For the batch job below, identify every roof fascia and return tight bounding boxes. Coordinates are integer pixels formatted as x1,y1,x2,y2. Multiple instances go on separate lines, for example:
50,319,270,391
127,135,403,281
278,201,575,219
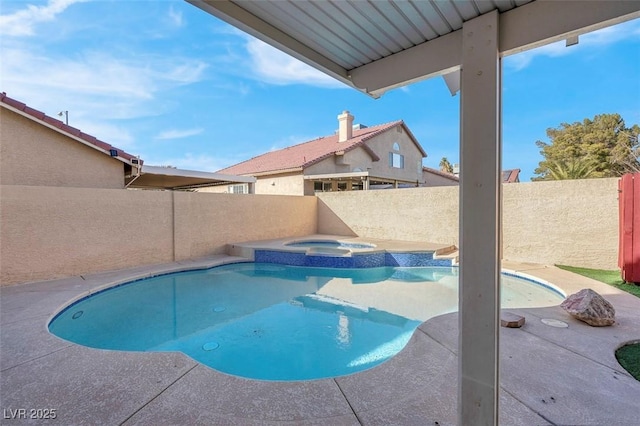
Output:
1,101,134,166
250,167,304,177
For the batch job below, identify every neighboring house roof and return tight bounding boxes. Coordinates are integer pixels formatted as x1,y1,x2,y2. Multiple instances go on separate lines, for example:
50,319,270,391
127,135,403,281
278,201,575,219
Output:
217,120,426,176
129,165,255,190
423,166,460,182
423,167,520,183
0,92,142,166
503,169,521,183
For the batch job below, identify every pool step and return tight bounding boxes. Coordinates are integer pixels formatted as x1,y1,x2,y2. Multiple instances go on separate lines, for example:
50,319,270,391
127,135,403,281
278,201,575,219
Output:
434,246,459,265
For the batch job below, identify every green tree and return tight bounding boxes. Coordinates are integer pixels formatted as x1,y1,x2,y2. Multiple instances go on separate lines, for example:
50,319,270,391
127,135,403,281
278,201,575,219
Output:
533,113,640,181
439,157,454,174
546,158,598,180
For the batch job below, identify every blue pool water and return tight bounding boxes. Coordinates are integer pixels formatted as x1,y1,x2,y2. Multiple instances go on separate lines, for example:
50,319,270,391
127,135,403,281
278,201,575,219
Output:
49,263,563,381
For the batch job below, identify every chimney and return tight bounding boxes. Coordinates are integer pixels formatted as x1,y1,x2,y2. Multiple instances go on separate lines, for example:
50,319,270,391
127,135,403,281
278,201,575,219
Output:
337,110,354,142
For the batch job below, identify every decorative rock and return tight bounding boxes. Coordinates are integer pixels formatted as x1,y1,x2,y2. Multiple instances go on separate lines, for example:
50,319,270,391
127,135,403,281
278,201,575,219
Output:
560,288,615,326
501,312,525,328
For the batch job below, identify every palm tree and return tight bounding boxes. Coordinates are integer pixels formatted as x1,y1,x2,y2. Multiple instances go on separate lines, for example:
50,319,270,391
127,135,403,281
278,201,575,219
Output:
546,158,598,180
439,157,454,174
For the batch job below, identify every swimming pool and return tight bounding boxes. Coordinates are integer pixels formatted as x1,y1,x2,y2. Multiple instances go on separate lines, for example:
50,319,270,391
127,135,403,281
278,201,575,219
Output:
49,263,564,381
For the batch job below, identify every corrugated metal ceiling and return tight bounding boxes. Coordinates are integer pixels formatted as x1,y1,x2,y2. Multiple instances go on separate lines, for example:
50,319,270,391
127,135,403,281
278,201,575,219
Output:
189,1,639,96
234,0,533,69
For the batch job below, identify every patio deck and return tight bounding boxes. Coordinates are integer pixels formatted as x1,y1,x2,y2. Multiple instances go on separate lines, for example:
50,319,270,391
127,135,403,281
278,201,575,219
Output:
1,252,639,425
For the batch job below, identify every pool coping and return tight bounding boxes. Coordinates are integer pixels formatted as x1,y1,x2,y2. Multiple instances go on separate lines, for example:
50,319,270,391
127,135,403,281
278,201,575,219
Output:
228,234,458,258
2,250,640,424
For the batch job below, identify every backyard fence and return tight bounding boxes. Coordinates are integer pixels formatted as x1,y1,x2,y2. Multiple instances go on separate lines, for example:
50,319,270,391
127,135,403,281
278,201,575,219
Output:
619,173,640,283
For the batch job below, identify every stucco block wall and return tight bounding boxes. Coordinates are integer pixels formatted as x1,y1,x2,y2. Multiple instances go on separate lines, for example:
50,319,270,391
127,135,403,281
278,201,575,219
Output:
0,186,317,285
0,108,125,188
1,186,174,285
502,178,618,270
318,178,619,270
318,186,459,246
172,191,317,260
201,174,306,195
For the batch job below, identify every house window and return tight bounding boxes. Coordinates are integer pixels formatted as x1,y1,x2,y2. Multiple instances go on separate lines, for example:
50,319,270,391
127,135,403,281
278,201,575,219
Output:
228,184,247,194
389,142,404,169
314,181,332,192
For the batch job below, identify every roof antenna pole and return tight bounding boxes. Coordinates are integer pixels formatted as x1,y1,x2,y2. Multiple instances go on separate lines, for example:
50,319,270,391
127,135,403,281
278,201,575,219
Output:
57,110,68,125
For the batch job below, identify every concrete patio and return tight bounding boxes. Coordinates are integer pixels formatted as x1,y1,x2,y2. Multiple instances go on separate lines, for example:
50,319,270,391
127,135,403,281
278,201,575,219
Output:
1,254,639,425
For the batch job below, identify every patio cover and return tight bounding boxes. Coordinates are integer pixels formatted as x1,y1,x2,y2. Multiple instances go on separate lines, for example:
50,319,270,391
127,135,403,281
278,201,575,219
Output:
126,165,255,190
187,1,640,424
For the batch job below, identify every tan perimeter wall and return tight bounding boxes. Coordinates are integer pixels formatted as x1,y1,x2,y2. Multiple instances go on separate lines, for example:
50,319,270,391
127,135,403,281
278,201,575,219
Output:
0,186,317,285
318,178,619,270
318,186,459,246
502,179,618,270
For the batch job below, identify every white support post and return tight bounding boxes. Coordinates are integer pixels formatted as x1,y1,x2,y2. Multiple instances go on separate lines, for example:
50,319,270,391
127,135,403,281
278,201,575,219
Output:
458,10,501,426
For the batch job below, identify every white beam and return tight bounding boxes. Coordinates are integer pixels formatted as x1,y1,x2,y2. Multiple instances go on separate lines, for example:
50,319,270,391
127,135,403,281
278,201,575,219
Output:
348,30,462,98
458,10,501,426
347,0,639,96
499,0,640,56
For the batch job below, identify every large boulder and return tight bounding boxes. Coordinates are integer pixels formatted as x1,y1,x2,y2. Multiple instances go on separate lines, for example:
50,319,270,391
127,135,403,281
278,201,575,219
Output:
560,288,615,326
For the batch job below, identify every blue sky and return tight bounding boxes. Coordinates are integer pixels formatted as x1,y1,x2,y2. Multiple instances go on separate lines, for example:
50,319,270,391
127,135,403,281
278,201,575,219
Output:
1,0,639,182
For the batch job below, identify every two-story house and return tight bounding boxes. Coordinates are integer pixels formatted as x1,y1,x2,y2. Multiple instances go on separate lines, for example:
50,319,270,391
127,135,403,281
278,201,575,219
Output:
212,111,428,196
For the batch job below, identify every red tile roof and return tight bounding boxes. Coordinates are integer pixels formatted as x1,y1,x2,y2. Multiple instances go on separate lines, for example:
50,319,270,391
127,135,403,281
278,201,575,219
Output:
423,166,460,182
0,92,142,165
503,169,521,183
422,167,520,183
218,120,425,175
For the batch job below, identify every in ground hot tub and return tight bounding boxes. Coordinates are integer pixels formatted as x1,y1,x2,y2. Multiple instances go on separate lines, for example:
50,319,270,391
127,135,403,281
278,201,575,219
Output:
284,240,377,250
305,246,352,256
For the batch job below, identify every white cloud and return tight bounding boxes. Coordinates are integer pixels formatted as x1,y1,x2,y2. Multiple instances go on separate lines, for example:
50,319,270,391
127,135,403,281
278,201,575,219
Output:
582,20,640,45
74,120,136,150
1,47,208,120
506,18,640,71
155,128,204,140
246,38,347,88
167,5,184,28
505,40,568,71
0,0,87,37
